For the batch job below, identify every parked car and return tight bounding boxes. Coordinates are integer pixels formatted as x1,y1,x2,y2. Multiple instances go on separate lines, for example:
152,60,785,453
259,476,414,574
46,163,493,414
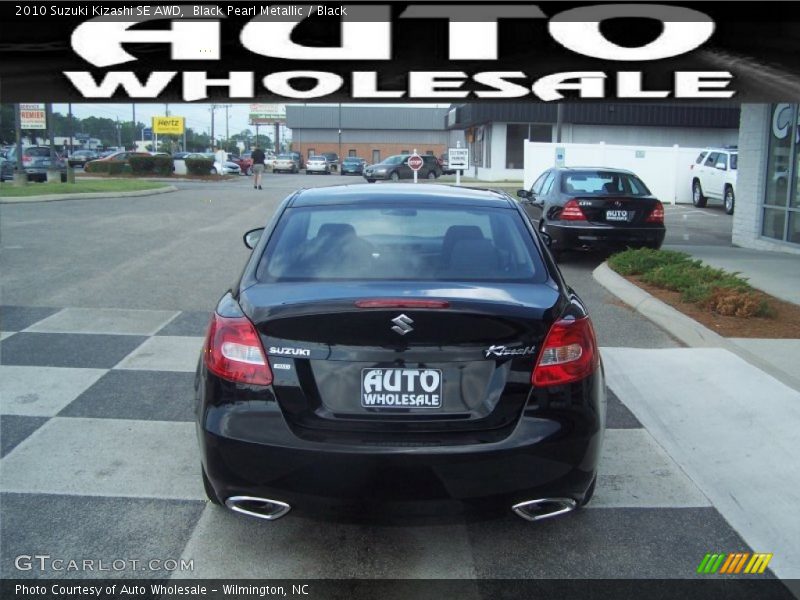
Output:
196,183,604,521
4,146,68,182
67,150,98,167
0,155,14,181
85,150,151,170
363,154,442,182
186,153,241,175
690,147,737,214
517,167,665,258
172,152,191,160
321,152,339,172
340,156,367,176
439,154,456,175
273,153,300,173
289,151,304,169
305,155,330,175
229,153,253,176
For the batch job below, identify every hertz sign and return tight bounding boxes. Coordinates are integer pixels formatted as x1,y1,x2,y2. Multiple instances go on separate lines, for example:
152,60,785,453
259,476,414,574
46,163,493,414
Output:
152,116,185,135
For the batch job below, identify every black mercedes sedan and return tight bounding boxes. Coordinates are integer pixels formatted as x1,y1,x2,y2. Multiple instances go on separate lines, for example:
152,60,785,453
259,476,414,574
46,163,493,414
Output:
517,167,666,257
195,184,605,522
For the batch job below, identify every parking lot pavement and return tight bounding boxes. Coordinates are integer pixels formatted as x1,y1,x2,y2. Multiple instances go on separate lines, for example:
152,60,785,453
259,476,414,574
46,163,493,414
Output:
0,179,786,584
1,305,763,580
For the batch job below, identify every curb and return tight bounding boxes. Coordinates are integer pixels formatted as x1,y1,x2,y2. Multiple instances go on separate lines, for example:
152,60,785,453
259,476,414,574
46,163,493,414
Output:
593,261,800,392
0,185,178,203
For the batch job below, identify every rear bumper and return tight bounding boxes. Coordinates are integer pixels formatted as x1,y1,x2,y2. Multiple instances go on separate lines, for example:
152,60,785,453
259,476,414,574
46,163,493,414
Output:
363,171,391,180
197,368,605,516
548,223,666,250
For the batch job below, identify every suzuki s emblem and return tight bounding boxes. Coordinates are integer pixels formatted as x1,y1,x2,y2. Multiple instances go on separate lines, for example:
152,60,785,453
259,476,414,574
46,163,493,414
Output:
391,314,414,336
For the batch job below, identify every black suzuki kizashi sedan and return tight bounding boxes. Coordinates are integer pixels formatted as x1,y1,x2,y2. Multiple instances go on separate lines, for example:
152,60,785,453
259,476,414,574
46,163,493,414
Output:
195,183,606,522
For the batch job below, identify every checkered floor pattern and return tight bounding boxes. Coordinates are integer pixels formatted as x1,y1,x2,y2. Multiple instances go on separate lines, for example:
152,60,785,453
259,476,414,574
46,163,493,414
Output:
1,306,757,580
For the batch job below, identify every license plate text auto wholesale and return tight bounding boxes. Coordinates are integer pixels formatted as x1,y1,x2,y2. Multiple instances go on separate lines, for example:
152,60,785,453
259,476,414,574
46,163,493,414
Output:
606,210,629,221
361,368,443,408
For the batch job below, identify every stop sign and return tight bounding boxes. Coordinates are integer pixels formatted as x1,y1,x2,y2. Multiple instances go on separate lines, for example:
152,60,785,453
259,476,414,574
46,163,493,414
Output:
407,153,423,171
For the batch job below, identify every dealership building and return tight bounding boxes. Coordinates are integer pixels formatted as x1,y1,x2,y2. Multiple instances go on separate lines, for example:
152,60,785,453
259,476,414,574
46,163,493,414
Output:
735,104,800,254
286,105,464,164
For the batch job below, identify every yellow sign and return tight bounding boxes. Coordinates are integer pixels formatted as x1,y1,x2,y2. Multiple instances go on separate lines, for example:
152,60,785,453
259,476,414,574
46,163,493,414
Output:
152,116,185,135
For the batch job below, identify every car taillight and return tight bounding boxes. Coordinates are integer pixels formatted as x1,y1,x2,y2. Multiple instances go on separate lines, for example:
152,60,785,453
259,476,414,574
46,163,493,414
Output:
204,313,272,385
22,156,32,166
560,199,586,221
532,316,599,386
645,201,664,224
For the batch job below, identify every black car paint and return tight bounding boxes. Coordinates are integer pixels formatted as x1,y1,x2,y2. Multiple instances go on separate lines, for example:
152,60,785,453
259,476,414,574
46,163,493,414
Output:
196,184,605,518
363,155,442,182
518,167,666,253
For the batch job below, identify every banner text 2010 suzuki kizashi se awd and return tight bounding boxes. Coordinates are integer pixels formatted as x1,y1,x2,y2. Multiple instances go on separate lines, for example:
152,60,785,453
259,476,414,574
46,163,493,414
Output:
195,184,606,522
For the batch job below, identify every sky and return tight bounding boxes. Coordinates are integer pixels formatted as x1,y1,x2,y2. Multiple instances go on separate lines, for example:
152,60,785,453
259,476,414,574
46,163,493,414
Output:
51,103,451,140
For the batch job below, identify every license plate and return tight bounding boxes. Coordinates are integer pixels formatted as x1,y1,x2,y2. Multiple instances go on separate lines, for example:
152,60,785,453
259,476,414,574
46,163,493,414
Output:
361,368,443,409
606,210,628,221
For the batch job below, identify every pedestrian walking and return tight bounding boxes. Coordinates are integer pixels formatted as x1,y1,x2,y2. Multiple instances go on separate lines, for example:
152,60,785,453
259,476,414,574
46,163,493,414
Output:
251,145,266,190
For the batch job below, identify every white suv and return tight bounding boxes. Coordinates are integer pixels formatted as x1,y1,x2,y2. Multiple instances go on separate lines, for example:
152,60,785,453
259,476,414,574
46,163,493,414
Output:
690,147,737,214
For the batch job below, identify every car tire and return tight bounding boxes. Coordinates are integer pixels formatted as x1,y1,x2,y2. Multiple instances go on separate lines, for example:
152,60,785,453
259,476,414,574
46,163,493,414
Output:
306,170,311,175
724,186,735,215
201,466,222,506
366,179,375,183
692,180,707,208
60,173,67,183
390,171,400,182
210,167,218,175
427,171,436,180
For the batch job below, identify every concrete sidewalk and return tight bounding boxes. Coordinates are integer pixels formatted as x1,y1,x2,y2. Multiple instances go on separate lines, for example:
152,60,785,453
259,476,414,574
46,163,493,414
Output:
664,244,800,305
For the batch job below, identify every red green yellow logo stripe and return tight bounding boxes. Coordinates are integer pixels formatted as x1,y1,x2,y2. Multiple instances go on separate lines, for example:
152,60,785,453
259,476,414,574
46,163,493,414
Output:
697,552,773,574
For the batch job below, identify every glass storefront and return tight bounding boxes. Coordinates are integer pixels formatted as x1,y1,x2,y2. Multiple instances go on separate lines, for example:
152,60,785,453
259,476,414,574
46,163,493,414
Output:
763,104,800,244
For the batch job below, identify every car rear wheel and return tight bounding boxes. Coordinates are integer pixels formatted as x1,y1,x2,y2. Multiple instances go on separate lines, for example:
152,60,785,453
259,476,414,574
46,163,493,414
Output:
202,466,222,505
210,167,218,175
540,219,561,261
427,171,437,179
366,179,375,183
390,171,400,181
692,180,707,208
724,186,735,215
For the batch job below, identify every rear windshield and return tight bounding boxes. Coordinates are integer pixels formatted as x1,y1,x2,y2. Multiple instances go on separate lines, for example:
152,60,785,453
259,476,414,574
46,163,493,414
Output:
344,158,362,163
561,171,651,196
25,147,51,157
277,154,293,159
309,156,326,161
258,205,545,282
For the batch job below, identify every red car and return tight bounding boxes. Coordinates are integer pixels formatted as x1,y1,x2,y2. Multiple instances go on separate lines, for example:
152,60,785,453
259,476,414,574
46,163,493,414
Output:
230,153,253,176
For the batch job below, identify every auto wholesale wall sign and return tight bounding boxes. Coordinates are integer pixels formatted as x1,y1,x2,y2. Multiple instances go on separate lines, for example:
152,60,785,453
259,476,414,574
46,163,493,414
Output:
1,2,799,102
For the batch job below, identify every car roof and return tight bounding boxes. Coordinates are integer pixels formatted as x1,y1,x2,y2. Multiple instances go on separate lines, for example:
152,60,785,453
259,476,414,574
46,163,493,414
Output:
555,166,638,175
289,183,515,208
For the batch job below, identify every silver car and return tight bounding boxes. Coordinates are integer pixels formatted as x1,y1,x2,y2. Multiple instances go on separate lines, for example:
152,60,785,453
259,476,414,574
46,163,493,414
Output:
274,154,300,174
305,155,330,175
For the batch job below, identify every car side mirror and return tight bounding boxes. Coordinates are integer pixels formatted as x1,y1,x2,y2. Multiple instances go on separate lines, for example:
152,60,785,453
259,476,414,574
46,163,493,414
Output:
243,228,264,249
716,163,727,170
541,232,553,247
517,189,530,199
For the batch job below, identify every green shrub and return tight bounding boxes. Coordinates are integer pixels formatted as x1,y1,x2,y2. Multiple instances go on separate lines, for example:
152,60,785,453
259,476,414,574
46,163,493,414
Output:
608,247,773,319
185,158,214,176
607,247,697,276
84,161,109,174
107,162,128,175
152,155,174,176
129,155,155,174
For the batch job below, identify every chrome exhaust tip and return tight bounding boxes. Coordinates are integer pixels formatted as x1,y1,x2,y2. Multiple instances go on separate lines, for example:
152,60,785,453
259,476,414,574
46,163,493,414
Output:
225,496,291,520
511,498,578,522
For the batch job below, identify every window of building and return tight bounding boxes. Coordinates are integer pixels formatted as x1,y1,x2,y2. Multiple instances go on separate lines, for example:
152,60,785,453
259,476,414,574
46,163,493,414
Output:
372,149,380,163
762,104,800,244
506,124,552,169
401,149,409,155
425,150,434,155
307,148,315,158
348,149,357,157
